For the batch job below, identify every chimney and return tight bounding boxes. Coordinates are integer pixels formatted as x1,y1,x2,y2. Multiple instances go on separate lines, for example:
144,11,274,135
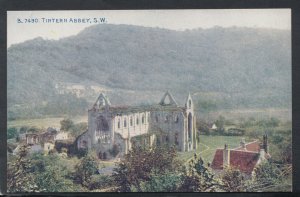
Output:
223,144,230,168
259,143,265,161
263,134,268,153
240,138,246,150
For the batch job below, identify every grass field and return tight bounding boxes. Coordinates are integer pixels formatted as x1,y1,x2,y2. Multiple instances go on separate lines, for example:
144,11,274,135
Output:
197,108,292,122
7,115,87,129
178,135,244,164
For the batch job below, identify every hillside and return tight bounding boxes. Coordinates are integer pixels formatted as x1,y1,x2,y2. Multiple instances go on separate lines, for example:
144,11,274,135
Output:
7,24,291,118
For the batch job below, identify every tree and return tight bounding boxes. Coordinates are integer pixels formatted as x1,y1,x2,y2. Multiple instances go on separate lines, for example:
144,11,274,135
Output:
60,119,87,137
74,153,99,187
34,165,75,192
215,115,226,134
27,127,40,133
29,153,87,192
112,145,182,192
19,126,29,134
179,154,220,192
139,170,181,192
109,144,120,157
197,100,217,113
7,127,18,139
88,174,114,190
71,122,88,137
269,117,280,127
196,119,210,135
60,118,74,131
249,161,282,191
7,145,38,192
220,167,246,192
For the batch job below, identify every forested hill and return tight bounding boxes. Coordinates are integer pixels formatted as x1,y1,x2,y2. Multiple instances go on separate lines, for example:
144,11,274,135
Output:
8,24,291,111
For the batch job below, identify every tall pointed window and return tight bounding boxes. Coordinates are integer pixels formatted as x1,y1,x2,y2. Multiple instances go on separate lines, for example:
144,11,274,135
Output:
142,115,145,124
118,118,121,129
124,118,127,128
174,115,179,123
165,115,169,123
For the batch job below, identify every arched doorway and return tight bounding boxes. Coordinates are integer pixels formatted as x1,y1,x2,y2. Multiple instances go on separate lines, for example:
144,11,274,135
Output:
102,152,107,160
98,151,103,159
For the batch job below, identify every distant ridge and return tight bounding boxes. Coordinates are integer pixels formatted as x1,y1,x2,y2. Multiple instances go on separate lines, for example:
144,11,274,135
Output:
8,24,291,110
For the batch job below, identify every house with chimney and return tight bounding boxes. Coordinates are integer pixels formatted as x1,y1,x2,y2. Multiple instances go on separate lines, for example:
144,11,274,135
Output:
211,135,270,177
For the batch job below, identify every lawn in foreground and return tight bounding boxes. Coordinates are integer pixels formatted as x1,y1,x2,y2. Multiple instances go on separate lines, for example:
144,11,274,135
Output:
178,135,243,164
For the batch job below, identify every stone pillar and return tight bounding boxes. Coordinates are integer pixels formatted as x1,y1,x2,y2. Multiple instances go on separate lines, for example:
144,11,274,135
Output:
195,116,198,150
125,139,128,154
259,146,265,161
223,144,230,168
263,134,268,153
128,138,132,151
182,124,186,152
111,117,114,145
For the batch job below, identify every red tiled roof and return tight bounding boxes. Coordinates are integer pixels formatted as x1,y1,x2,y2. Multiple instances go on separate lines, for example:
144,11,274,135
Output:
211,149,223,170
211,149,260,174
245,141,260,152
229,150,259,174
234,140,260,152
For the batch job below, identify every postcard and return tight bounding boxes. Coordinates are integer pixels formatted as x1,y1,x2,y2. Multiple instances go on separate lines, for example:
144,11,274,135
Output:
7,9,292,193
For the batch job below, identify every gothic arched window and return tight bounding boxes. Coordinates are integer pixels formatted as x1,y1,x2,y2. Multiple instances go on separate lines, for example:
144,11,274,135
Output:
124,118,127,128
174,115,179,123
165,115,169,123
136,117,139,125
142,115,145,124
118,118,121,129
96,115,109,131
130,117,133,126
175,133,179,145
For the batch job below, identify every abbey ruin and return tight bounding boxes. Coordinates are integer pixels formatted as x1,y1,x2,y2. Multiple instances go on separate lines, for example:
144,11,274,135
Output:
76,91,197,159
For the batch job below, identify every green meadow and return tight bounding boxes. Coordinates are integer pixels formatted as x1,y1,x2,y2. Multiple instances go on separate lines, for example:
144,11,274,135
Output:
178,135,244,164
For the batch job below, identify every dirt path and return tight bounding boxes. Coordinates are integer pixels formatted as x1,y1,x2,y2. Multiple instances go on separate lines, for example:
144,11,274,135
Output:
184,142,210,165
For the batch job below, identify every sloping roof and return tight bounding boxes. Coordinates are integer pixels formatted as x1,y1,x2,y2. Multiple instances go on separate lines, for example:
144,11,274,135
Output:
159,91,178,106
89,91,187,114
229,150,259,174
211,149,223,170
211,149,260,174
234,140,260,152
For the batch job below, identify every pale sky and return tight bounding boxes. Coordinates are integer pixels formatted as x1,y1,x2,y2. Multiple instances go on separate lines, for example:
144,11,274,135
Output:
7,9,291,47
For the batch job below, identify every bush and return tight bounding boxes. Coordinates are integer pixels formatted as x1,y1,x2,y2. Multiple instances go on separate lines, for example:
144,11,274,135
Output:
140,171,182,192
224,128,245,136
250,161,282,191
88,174,114,190
113,146,182,192
7,127,18,139
77,148,88,158
109,144,120,157
74,154,99,187
221,167,246,192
